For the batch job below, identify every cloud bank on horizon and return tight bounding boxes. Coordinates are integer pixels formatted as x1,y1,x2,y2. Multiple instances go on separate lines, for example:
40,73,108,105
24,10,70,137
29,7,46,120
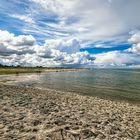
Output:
0,0,140,67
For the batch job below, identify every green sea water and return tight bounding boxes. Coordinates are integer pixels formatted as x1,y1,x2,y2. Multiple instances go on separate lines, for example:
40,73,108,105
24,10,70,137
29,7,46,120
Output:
0,69,140,104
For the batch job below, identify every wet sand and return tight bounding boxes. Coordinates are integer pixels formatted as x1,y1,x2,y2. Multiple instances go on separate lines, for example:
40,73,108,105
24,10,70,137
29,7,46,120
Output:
0,85,140,140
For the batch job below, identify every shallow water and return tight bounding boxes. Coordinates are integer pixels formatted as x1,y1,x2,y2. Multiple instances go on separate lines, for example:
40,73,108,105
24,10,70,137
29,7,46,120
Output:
0,69,140,104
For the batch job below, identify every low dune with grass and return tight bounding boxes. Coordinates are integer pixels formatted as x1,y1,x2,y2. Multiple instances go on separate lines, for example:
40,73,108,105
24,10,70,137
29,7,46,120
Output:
0,67,83,75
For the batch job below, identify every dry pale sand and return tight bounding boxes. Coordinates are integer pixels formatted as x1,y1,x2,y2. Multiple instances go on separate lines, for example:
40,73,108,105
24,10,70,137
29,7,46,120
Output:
0,85,140,140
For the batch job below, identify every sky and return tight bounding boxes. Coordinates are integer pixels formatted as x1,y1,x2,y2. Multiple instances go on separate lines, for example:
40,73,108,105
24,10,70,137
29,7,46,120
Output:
0,0,140,67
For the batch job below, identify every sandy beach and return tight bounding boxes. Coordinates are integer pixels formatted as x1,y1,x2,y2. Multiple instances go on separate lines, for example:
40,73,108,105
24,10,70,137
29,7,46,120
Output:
0,85,140,140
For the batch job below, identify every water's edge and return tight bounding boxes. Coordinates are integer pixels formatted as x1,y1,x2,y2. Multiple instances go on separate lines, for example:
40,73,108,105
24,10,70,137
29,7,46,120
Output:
0,69,140,105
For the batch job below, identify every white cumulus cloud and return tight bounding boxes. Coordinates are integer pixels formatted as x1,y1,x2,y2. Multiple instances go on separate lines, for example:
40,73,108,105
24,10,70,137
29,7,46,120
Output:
0,30,36,56
44,39,80,54
0,30,95,67
94,51,140,67
128,31,140,54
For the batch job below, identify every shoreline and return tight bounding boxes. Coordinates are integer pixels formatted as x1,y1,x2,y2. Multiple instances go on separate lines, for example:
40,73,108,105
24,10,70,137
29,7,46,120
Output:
0,85,140,139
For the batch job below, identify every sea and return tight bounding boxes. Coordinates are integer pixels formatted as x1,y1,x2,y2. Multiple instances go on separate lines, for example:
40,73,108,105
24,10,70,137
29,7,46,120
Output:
0,69,140,104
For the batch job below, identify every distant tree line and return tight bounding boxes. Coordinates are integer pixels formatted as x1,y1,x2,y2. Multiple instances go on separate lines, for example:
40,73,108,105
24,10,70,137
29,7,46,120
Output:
0,64,78,69
0,64,42,68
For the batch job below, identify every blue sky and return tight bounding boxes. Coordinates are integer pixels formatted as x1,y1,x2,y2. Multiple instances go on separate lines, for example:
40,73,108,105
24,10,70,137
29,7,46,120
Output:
0,0,140,67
